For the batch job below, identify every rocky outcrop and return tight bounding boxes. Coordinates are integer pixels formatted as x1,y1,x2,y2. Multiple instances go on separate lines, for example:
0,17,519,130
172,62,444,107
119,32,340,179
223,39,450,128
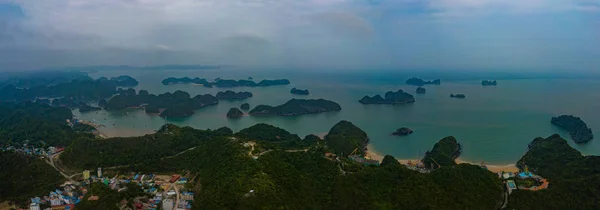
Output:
109,75,139,86
392,127,413,136
226,108,244,118
359,89,415,104
250,99,341,116
450,94,466,98
216,91,253,100
406,78,441,86
482,80,497,86
416,87,426,94
290,88,309,95
551,115,593,143
240,103,250,110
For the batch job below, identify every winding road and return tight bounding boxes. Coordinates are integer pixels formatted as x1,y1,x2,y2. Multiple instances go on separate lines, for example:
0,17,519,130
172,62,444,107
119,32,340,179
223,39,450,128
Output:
44,152,80,184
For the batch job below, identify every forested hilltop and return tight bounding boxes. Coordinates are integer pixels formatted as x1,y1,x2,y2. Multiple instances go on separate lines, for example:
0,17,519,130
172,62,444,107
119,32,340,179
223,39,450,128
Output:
0,102,93,146
508,134,600,208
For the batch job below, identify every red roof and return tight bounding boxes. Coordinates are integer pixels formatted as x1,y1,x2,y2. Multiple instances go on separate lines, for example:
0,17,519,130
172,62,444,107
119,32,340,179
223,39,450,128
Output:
170,174,181,183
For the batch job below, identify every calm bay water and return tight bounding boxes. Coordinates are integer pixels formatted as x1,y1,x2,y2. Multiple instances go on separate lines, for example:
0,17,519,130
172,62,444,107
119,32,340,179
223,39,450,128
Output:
75,69,600,164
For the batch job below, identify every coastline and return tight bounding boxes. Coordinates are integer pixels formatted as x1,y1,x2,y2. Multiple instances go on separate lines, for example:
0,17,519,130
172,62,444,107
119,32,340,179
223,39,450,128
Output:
366,145,518,173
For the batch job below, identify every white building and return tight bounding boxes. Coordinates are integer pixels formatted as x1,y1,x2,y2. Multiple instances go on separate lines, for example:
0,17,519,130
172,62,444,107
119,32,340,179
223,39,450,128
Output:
47,147,56,155
50,198,63,206
97,167,102,177
29,203,41,210
166,190,176,196
162,199,174,210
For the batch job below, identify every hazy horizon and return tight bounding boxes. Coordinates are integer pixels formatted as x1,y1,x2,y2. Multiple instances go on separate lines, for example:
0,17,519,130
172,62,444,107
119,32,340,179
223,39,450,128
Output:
1,0,599,72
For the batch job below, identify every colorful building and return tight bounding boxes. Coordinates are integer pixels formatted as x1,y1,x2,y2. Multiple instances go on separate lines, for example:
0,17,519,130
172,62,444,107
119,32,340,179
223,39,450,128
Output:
83,170,90,180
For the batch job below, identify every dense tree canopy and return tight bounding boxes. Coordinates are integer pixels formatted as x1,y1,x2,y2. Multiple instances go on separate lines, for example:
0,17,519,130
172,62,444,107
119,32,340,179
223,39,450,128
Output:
60,124,226,169
0,102,83,146
0,151,64,206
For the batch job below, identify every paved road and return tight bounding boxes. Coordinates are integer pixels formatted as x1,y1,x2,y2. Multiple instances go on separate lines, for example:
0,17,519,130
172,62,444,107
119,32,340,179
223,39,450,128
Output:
501,184,509,209
162,147,196,160
166,182,182,209
174,183,181,208
44,152,79,184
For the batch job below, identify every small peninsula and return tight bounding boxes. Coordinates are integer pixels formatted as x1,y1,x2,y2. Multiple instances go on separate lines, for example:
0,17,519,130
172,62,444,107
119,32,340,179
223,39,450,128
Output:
450,94,466,98
416,87,426,94
392,127,413,136
216,91,253,100
162,77,290,88
359,89,415,104
551,115,593,143
226,108,244,118
406,78,441,86
290,88,309,95
240,103,250,110
482,80,497,86
249,99,341,116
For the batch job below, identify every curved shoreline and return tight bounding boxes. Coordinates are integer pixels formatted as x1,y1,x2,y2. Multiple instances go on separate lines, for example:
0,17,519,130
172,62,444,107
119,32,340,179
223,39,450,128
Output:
366,145,518,173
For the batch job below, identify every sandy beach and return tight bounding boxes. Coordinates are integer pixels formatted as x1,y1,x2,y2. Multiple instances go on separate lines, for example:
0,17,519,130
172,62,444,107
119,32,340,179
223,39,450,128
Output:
366,145,519,173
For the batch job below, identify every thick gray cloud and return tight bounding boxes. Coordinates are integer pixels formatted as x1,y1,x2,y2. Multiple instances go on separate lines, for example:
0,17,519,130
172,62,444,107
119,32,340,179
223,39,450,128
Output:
0,0,599,71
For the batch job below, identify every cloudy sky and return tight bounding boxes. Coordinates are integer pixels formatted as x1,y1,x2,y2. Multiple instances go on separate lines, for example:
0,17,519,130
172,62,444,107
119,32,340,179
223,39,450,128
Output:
0,0,599,72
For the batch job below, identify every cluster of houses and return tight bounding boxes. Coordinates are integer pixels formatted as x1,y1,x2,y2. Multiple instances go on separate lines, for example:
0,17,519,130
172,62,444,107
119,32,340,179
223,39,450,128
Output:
28,183,85,210
24,169,196,210
0,144,64,157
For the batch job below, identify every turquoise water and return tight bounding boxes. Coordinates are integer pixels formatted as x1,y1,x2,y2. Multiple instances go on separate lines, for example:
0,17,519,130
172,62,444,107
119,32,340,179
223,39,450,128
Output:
75,69,600,164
